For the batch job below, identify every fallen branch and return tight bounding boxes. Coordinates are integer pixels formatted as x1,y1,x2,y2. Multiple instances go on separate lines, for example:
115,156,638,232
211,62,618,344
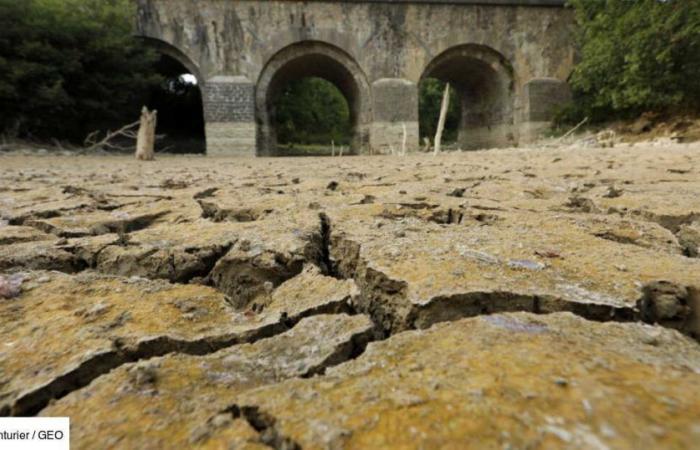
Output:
556,116,589,144
83,120,140,152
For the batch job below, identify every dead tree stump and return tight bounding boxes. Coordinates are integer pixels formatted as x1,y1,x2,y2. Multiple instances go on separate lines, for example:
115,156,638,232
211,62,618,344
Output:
135,107,157,161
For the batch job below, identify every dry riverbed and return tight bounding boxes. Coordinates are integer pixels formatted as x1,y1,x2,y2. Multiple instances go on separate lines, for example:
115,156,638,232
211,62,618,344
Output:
1,142,700,449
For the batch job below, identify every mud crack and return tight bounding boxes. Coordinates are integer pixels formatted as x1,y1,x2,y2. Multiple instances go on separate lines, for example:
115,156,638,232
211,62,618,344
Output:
220,405,301,450
323,225,698,340
6,322,287,417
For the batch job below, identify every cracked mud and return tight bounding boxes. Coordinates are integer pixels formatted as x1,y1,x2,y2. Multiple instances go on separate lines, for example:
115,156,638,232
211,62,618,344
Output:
1,142,700,449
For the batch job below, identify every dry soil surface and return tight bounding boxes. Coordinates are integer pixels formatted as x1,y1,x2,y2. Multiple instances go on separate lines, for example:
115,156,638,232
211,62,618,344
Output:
1,142,700,449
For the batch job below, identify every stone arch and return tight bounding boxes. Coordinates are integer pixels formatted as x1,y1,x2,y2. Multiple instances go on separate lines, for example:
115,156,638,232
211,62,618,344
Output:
138,36,204,84
137,36,207,154
420,44,516,149
256,41,372,156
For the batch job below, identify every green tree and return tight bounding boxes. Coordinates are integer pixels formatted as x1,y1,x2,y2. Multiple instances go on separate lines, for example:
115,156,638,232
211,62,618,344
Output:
274,77,352,146
563,0,700,123
0,0,160,141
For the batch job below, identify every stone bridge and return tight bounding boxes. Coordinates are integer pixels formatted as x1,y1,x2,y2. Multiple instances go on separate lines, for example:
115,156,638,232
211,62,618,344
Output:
135,0,575,156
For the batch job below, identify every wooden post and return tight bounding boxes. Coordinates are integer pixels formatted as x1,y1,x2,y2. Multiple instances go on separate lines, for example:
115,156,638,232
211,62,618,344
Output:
423,137,431,153
434,83,450,156
136,107,157,161
401,122,408,156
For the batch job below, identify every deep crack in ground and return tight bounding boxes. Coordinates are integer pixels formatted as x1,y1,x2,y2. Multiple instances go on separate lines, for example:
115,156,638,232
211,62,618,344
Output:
1,145,700,448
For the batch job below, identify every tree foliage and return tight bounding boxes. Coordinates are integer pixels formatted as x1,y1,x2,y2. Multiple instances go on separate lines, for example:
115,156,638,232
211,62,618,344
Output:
563,0,700,123
274,77,352,146
0,0,160,141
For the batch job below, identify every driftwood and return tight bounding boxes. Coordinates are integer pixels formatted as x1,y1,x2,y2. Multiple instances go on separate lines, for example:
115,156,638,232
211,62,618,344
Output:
434,83,451,155
83,120,140,152
135,107,157,161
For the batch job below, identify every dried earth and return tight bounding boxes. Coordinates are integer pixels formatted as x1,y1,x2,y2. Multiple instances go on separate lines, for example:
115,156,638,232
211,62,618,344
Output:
1,142,700,449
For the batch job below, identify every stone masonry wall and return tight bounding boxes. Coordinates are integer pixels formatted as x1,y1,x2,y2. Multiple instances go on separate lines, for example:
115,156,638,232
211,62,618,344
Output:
202,76,256,156
136,0,576,155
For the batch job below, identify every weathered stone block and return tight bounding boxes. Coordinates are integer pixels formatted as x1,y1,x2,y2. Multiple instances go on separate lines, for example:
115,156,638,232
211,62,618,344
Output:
206,122,256,156
519,78,572,144
370,121,420,155
372,78,418,123
202,76,256,156
371,79,419,153
523,78,571,123
202,76,255,123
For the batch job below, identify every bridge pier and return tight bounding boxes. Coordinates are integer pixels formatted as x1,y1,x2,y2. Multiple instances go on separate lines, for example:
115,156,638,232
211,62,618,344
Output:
519,78,572,144
202,76,257,157
370,79,420,154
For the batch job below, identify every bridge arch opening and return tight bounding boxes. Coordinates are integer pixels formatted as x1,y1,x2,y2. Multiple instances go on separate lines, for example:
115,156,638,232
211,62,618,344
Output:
420,44,515,150
256,41,371,156
272,77,352,156
140,38,206,154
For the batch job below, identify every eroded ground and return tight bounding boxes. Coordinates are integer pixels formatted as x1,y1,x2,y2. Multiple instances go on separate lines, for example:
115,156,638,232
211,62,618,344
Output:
1,142,700,449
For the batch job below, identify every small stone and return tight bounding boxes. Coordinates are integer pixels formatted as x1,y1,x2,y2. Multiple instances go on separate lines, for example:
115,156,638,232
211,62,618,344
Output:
448,188,466,198
0,273,26,299
359,195,376,204
554,378,568,387
129,363,159,388
641,330,663,346
603,186,623,198
508,259,546,271
459,248,500,265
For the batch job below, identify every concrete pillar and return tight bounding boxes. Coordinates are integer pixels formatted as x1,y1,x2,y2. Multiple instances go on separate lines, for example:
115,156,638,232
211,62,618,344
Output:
370,78,419,155
520,78,572,143
202,76,256,156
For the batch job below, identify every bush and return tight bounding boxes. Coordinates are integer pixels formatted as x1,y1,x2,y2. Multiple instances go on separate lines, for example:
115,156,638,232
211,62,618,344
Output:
0,0,160,142
562,0,700,123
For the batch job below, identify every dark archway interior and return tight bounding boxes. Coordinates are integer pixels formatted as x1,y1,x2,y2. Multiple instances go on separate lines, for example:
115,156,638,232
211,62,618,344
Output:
420,50,513,149
146,54,206,154
266,53,360,156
